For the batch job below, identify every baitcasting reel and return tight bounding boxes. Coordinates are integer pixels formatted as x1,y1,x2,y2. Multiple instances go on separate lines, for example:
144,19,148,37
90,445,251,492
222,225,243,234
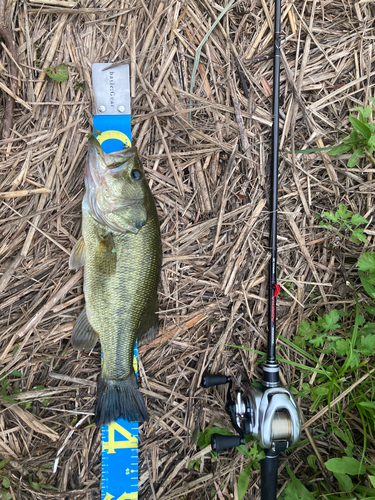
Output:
202,374,301,454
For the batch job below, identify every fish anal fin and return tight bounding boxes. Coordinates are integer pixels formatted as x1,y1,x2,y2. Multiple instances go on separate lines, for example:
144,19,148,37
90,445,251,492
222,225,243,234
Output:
69,236,86,270
137,296,159,347
71,307,98,351
96,233,116,276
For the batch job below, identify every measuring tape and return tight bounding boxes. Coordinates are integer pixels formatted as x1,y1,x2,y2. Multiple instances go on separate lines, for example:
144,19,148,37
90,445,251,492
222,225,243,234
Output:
92,63,139,500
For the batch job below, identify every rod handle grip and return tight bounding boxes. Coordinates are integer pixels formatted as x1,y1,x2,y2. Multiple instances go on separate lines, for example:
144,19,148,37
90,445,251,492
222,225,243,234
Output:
260,450,280,500
202,374,231,388
211,434,245,453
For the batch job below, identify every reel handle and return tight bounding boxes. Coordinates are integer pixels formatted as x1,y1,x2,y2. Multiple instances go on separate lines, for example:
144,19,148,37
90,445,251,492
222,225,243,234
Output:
211,434,245,453
202,374,231,388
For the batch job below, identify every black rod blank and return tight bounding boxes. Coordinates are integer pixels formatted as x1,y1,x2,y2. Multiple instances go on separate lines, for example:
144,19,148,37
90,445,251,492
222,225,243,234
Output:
263,0,282,389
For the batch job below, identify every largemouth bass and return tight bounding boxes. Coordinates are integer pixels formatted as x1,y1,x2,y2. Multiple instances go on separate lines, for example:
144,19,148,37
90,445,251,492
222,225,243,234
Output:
69,137,162,426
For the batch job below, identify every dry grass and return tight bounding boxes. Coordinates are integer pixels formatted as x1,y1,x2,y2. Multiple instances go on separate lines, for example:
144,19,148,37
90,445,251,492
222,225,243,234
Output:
0,0,374,499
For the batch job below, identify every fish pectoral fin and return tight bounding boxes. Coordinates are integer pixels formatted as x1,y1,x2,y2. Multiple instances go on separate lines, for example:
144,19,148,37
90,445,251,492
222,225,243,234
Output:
96,233,116,275
71,307,99,351
69,236,86,269
137,296,159,347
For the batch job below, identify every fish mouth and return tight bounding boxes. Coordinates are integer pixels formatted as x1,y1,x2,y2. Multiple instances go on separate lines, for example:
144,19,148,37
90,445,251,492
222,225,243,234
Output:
87,136,139,171
85,136,140,186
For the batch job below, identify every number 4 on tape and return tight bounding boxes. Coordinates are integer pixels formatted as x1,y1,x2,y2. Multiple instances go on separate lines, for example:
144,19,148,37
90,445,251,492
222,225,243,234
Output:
104,493,137,500
92,63,139,500
103,422,138,454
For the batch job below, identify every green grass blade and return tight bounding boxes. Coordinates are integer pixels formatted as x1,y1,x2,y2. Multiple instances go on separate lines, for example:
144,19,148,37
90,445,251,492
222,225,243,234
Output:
226,344,328,376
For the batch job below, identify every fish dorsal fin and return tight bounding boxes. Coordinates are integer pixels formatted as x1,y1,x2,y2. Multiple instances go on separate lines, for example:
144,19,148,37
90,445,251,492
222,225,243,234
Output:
71,307,98,351
96,233,116,275
69,236,86,269
137,295,159,346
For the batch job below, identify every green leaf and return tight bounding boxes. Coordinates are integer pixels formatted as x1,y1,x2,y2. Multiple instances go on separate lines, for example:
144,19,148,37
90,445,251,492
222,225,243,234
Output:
312,386,329,397
325,457,366,475
351,228,367,244
351,213,368,226
349,350,361,368
236,444,250,457
309,333,326,348
355,105,372,121
369,96,375,107
281,466,316,500
359,400,375,409
0,460,8,471
307,455,318,473
74,81,86,91
188,458,201,470
348,148,364,167
10,370,22,378
346,129,359,144
337,204,352,220
326,144,353,155
292,383,311,398
358,253,375,273
238,463,252,500
45,63,69,82
349,115,372,139
322,210,339,223
364,305,375,315
358,314,366,326
362,322,375,336
368,135,375,147
318,310,340,332
298,320,317,338
338,310,349,318
333,472,353,493
1,476,10,489
236,445,253,458
360,275,375,298
332,426,353,454
359,334,375,356
1,396,18,404
369,476,375,488
29,479,41,492
318,222,334,232
335,338,351,356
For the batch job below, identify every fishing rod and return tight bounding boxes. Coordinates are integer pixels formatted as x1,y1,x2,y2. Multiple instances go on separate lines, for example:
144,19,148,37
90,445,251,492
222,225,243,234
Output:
202,0,301,498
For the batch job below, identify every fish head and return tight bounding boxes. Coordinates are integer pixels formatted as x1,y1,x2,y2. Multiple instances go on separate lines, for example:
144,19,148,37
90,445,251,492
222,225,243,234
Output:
85,137,148,233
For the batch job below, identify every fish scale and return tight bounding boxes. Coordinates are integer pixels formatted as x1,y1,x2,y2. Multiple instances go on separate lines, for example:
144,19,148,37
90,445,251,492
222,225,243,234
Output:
83,209,160,384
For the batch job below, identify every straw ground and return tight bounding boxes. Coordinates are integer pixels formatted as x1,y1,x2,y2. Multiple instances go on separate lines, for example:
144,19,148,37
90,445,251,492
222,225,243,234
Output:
0,0,374,499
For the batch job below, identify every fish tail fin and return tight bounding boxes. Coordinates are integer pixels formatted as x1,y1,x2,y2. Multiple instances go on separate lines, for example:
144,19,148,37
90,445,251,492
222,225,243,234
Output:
95,373,148,426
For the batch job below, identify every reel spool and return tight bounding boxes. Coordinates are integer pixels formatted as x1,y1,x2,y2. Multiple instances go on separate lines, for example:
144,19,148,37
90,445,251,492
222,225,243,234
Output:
202,374,301,454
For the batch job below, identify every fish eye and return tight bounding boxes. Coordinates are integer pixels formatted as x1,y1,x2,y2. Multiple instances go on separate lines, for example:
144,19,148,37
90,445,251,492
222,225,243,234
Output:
131,169,141,180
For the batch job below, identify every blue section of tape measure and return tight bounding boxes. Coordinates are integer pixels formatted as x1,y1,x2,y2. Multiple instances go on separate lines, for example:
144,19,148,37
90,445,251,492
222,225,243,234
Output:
93,113,139,500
